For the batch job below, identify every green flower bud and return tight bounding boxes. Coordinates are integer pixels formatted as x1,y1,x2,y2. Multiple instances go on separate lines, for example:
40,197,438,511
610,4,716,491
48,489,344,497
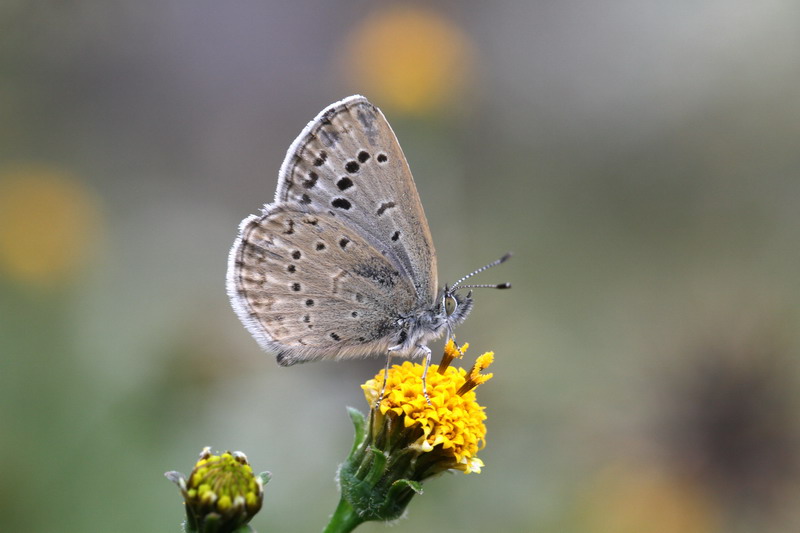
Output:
166,447,270,533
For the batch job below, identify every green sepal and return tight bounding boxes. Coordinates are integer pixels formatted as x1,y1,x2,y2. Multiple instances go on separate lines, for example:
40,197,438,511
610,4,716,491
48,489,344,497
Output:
346,406,367,456
363,447,388,486
379,478,424,521
389,478,423,498
257,471,272,487
198,513,221,533
339,446,422,522
184,505,200,532
192,513,256,533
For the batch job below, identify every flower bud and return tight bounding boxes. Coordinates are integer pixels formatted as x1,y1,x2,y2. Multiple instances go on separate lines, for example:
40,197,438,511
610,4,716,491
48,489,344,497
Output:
166,447,270,533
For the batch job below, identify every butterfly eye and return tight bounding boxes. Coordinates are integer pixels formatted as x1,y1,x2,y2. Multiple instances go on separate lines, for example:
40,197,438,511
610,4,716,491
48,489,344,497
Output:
444,295,458,316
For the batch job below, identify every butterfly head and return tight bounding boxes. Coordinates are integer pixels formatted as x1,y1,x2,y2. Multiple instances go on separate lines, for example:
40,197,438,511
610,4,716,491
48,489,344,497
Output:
439,285,474,329
438,252,512,331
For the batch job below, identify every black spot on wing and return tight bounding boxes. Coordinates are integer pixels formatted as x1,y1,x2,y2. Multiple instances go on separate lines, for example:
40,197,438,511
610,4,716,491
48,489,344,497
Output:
331,198,351,210
302,171,318,189
313,151,327,166
377,201,396,216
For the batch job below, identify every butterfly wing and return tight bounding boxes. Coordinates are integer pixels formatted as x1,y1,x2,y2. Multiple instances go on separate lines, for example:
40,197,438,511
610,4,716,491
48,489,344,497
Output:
274,95,438,307
227,206,419,366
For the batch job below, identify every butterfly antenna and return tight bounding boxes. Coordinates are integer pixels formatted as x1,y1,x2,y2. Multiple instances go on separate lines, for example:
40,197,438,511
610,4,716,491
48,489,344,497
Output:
457,283,511,290
451,252,512,290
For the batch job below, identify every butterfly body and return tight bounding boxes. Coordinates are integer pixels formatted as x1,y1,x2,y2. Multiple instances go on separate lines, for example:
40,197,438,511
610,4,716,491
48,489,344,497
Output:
227,96,478,367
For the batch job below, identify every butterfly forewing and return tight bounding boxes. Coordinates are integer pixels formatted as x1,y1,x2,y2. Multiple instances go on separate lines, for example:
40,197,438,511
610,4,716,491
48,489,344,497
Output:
275,95,438,306
228,206,418,365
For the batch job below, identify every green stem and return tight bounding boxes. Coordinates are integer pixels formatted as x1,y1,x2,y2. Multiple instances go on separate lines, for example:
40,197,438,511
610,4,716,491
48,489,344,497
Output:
323,497,364,533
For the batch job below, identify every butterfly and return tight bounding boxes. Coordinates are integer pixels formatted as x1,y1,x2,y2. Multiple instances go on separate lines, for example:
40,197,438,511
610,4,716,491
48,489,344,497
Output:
226,95,509,397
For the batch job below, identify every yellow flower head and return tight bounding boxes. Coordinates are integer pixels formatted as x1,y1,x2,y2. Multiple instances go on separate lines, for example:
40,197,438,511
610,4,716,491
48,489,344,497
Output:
362,345,494,474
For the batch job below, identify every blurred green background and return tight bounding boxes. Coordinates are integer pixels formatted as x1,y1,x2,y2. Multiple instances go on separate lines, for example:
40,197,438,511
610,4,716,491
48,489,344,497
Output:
2,2,799,532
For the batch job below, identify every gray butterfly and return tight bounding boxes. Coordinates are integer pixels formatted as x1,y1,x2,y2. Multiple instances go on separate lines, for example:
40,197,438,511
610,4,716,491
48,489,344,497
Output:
226,95,509,392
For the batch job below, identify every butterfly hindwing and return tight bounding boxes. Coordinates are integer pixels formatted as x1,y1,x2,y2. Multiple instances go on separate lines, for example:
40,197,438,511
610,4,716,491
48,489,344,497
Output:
227,205,419,365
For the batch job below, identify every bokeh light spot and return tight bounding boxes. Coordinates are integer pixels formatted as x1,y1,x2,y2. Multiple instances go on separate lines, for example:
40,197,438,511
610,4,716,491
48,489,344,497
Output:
0,165,102,287
339,6,476,114
579,464,721,533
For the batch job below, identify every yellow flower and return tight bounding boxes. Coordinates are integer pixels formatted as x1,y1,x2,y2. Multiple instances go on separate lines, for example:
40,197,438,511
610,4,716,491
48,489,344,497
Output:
438,338,469,373
458,351,494,396
362,346,493,474
335,342,495,524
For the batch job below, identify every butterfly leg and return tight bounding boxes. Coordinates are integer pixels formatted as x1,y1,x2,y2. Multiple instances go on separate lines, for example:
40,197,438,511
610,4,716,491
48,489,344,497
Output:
377,347,400,407
418,344,432,404
446,324,464,356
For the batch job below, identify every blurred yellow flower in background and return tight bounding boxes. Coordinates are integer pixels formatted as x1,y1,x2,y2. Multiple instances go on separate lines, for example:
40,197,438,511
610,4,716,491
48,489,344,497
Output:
0,164,102,288
339,5,476,114
578,464,721,533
